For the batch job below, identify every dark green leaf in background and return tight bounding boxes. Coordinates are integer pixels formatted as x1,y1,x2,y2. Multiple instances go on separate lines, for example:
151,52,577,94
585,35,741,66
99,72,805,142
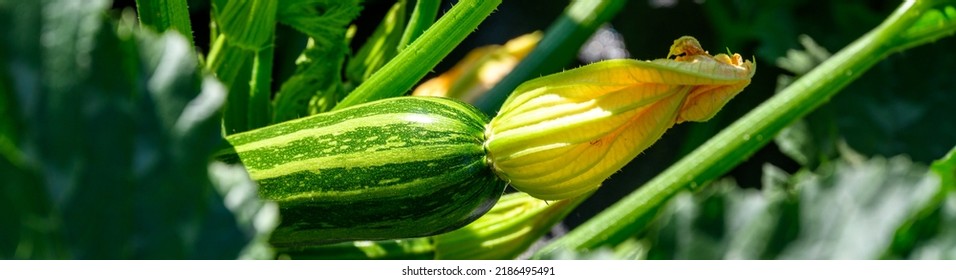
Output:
833,39,956,163
0,0,274,259
277,0,362,50
134,0,195,46
208,162,279,259
773,35,839,169
272,40,348,122
642,149,950,259
643,175,796,260
778,155,939,259
207,0,277,133
271,0,361,121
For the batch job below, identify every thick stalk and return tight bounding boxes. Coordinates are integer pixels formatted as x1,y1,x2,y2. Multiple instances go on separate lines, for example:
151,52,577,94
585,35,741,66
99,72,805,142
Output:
248,32,274,130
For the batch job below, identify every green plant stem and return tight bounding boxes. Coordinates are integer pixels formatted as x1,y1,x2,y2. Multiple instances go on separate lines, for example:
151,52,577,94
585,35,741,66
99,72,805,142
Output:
135,0,195,46
248,32,275,130
473,0,627,115
534,0,956,256
206,0,277,134
332,0,502,110
398,0,440,51
207,36,254,134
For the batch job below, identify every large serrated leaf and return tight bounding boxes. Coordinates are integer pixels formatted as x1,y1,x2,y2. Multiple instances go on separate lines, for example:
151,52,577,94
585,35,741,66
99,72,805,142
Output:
779,156,939,259
0,0,275,259
643,152,947,259
271,38,348,121
277,0,362,49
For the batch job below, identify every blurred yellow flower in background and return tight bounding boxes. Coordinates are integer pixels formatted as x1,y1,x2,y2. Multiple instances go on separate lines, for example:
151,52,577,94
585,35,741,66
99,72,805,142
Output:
412,32,542,103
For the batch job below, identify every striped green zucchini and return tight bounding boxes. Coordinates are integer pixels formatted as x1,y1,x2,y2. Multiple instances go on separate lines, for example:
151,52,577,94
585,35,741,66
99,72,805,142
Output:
225,97,506,247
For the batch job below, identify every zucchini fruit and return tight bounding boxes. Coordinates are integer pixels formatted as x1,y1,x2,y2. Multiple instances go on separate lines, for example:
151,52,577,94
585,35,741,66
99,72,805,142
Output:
225,97,505,246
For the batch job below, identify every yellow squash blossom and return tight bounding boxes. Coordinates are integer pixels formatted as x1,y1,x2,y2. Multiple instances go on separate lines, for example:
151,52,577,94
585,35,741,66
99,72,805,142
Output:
412,32,541,103
485,36,755,200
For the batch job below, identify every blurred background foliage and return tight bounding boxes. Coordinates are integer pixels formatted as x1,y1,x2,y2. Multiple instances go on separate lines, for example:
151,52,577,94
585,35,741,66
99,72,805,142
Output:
0,0,276,259
2,0,954,259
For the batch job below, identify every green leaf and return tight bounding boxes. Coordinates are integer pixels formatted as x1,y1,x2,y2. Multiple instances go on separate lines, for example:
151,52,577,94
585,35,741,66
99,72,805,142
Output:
772,36,839,168
208,162,280,259
248,35,275,130
134,0,195,46
0,157,65,259
779,156,939,259
272,34,350,121
207,0,277,134
0,0,64,259
214,0,276,49
270,0,361,120
642,153,945,259
276,0,362,50
0,0,274,259
772,106,841,171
